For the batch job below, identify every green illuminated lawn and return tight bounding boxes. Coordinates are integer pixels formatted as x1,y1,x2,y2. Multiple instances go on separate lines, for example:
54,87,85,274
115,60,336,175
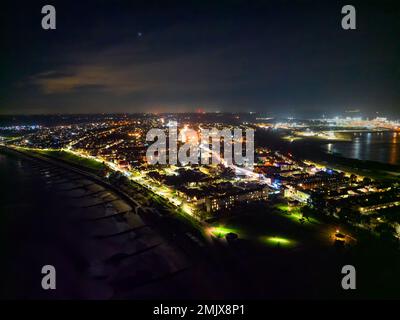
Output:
274,203,319,225
275,203,294,212
262,236,297,248
284,211,319,225
209,226,237,238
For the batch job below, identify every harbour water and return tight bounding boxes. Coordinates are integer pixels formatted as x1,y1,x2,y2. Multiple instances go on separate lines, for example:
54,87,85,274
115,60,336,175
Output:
323,131,400,165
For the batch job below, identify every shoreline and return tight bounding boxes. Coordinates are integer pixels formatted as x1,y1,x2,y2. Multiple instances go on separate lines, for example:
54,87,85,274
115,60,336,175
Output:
294,140,400,180
256,130,400,180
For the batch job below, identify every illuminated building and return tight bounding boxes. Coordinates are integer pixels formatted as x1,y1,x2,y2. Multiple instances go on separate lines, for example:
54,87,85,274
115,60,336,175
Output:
284,186,311,203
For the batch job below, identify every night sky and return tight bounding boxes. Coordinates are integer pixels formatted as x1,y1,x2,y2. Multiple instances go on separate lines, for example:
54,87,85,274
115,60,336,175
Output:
1,0,399,117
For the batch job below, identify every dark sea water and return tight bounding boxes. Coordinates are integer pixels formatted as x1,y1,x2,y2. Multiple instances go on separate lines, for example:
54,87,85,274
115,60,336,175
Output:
322,131,400,165
0,149,221,300
0,150,86,299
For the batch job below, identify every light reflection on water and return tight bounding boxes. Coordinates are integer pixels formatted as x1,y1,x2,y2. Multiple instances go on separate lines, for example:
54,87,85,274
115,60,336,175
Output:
323,132,400,165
